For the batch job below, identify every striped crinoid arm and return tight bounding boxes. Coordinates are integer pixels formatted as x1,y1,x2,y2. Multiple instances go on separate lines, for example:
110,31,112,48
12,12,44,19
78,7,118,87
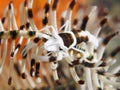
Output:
0,0,120,90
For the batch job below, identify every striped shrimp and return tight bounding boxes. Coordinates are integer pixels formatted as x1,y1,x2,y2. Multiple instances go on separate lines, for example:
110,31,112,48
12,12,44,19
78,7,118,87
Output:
0,0,120,90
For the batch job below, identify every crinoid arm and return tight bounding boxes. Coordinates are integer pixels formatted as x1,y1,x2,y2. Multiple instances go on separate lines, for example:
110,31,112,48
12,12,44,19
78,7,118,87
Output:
0,0,120,90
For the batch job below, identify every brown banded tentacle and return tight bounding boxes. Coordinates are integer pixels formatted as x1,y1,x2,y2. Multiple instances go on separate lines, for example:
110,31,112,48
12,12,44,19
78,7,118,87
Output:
19,0,28,26
64,0,76,31
98,61,107,67
52,0,59,10
100,18,107,27
110,46,120,58
27,9,37,30
27,8,33,19
19,25,25,30
60,17,65,30
8,76,12,85
49,56,60,84
34,60,41,83
1,1,10,25
69,63,85,85
35,62,40,78
67,0,76,19
42,2,50,26
1,17,6,24
69,0,76,10
0,31,4,39
104,46,120,67
95,18,108,36
64,54,84,85
30,39,41,80
30,59,36,77
72,18,78,29
80,15,89,30
96,31,120,60
8,1,13,30
103,31,119,45
73,19,78,26
8,2,20,85
21,51,27,79
50,0,59,32
14,63,21,76
27,0,38,31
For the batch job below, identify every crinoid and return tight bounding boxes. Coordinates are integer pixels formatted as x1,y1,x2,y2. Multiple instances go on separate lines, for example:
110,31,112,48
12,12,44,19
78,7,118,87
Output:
0,0,120,90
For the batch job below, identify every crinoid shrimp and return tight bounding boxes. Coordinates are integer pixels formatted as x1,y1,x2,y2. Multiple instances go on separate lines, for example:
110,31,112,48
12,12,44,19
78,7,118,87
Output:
0,0,120,90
